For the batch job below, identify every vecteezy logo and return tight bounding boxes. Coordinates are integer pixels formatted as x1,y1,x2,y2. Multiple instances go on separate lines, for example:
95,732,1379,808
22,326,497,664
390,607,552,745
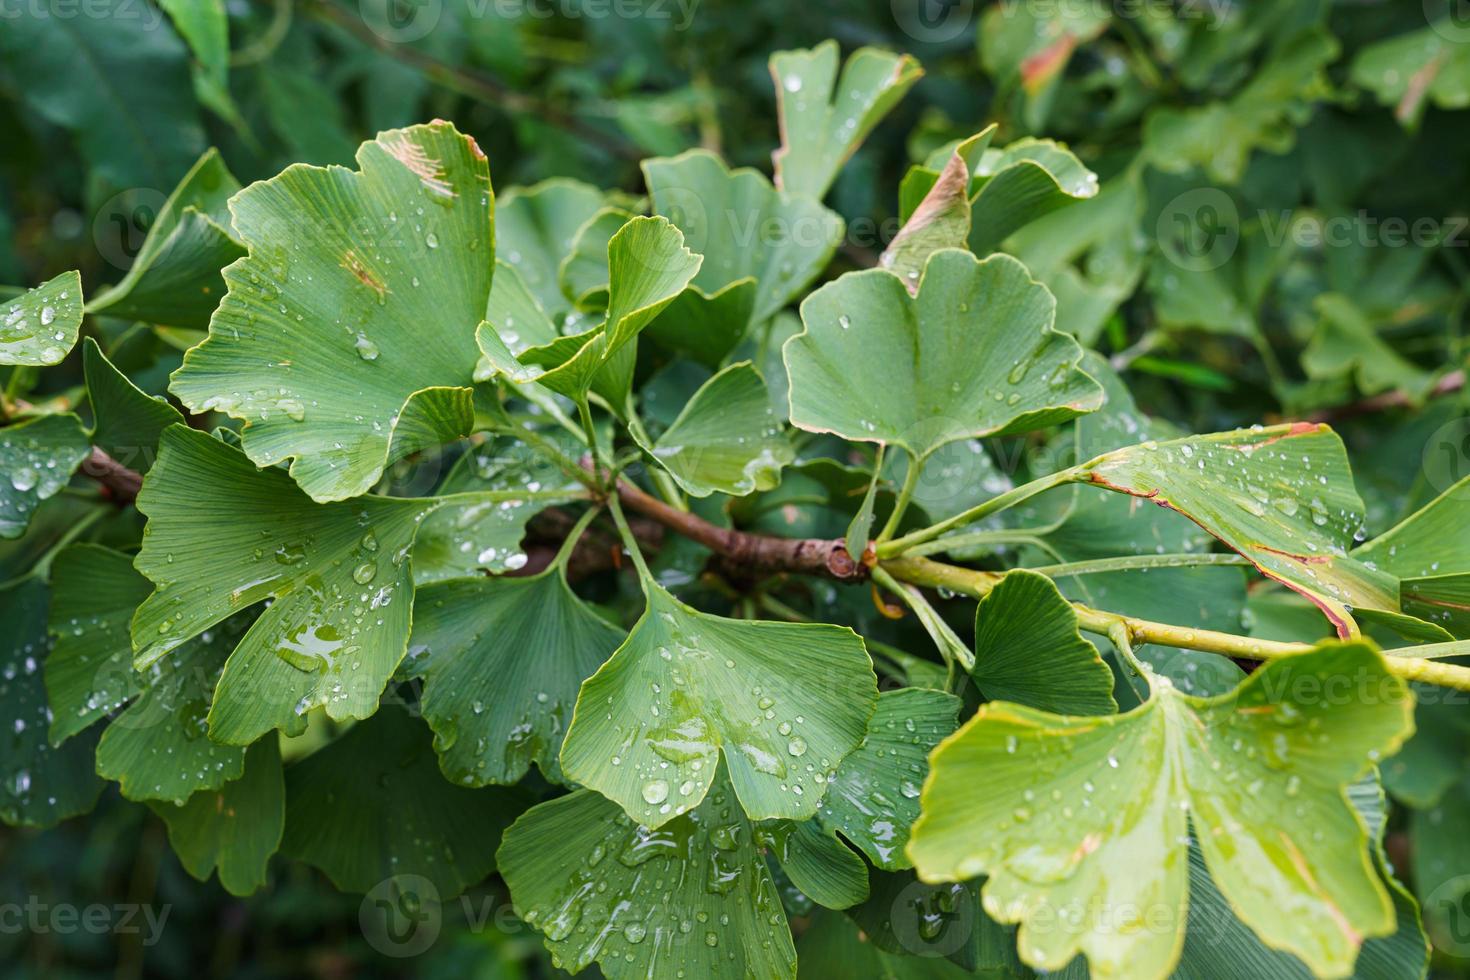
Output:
359,874,442,957
890,879,976,958
92,188,166,272
1156,187,1240,272
1426,0,1470,43
1425,874,1470,956
891,0,976,44
359,0,442,43
1422,418,1470,500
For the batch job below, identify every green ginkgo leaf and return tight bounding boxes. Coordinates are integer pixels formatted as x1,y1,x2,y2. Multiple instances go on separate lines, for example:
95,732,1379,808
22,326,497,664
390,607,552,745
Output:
1080,424,1397,636
769,41,922,201
1,578,104,827
498,773,797,979
0,413,92,539
785,250,1103,460
643,149,843,326
908,641,1413,980
171,121,493,502
409,565,625,786
560,577,878,828
86,148,245,329
1356,477,1470,638
477,215,700,407
496,178,605,320
130,425,560,744
817,687,960,871
83,338,186,474
970,570,1116,715
47,542,257,807
879,131,991,287
410,437,582,583
559,206,635,309
0,270,83,365
898,129,1099,256
281,705,526,896
759,816,869,910
634,362,793,498
148,737,284,896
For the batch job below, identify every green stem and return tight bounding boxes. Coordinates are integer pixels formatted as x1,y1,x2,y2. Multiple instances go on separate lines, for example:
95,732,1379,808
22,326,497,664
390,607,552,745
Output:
877,449,923,543
871,565,975,675
877,467,1081,559
606,492,653,581
1108,620,1147,678
550,505,603,572
516,426,599,491
1027,553,1251,577
625,396,688,513
1385,639,1470,661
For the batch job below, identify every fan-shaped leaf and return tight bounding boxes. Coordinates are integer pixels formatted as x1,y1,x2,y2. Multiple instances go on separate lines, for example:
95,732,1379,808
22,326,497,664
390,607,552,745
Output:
498,773,797,979
130,425,558,744
785,250,1103,459
1081,424,1396,636
149,737,284,896
971,570,1116,715
83,338,185,474
561,577,878,828
769,41,922,201
1,578,103,827
644,149,842,325
281,705,524,896
0,271,83,366
635,362,793,498
0,413,91,539
496,178,605,319
759,817,869,910
171,121,493,502
909,642,1413,980
86,149,244,329
409,566,624,785
817,687,960,871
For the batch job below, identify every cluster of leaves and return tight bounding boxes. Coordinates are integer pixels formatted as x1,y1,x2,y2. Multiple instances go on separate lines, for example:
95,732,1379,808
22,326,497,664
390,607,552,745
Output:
2,2,1470,979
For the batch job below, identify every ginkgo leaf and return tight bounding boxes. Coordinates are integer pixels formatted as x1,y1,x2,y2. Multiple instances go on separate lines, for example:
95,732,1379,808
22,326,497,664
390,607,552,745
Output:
970,570,1116,715
171,121,493,502
85,148,245,329
496,178,605,320
149,737,284,896
129,425,556,744
1080,424,1397,637
643,149,843,325
879,131,991,287
769,41,922,201
634,362,793,498
817,687,960,871
1356,476,1470,637
83,338,185,474
409,566,625,786
498,773,797,979
0,413,92,539
477,216,700,407
845,870,1023,975
758,817,869,910
0,270,83,366
1303,294,1436,405
281,705,526,896
908,641,1413,980
898,130,1099,256
559,206,635,309
785,250,1103,459
560,576,878,829
410,437,582,583
48,544,255,803
1,578,103,827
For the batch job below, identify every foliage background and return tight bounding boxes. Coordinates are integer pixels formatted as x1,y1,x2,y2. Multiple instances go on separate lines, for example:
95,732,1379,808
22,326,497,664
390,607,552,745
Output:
1,0,1468,976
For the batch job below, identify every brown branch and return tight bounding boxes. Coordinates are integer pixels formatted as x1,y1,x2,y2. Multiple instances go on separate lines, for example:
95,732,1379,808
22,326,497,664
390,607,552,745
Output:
1301,369,1465,423
78,447,142,503
613,477,867,583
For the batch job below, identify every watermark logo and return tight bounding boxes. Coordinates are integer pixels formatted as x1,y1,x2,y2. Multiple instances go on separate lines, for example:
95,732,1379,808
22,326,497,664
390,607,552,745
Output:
1427,0,1470,43
1425,874,1470,956
360,0,441,42
1156,188,1239,272
0,898,170,945
1423,417,1470,500
892,0,976,43
92,187,165,272
360,874,442,957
